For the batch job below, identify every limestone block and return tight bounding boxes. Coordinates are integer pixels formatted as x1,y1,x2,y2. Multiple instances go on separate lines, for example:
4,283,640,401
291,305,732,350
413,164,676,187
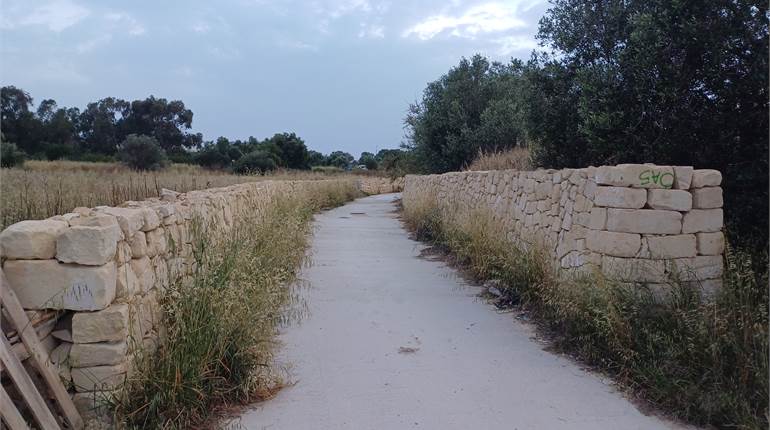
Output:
593,186,646,208
588,208,607,230
141,208,161,232
646,189,692,211
101,207,144,238
72,391,111,419
586,230,641,257
69,214,120,231
682,209,723,233
646,234,696,258
691,187,723,209
116,263,140,298
696,232,725,256
156,203,175,218
691,169,722,187
606,209,682,234
129,231,147,258
673,166,694,190
72,303,129,343
56,225,120,265
3,260,116,310
72,363,127,392
601,256,666,283
0,220,68,259
130,256,155,292
595,164,675,189
671,256,724,281
70,341,128,367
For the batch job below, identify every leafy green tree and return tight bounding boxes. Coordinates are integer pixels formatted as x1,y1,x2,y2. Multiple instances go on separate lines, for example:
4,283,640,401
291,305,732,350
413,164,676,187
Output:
232,150,277,174
358,152,378,170
264,132,308,169
117,134,169,171
535,0,768,247
121,96,200,151
1,139,26,168
307,150,326,166
79,97,130,155
327,151,354,169
1,86,42,155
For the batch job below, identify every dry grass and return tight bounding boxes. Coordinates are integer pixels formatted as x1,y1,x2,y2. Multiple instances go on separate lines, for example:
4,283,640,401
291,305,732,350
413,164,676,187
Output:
466,147,532,171
0,160,370,230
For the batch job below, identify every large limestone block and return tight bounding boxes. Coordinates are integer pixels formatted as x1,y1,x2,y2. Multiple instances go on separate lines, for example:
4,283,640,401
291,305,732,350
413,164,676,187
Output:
606,209,682,234
69,214,120,232
691,187,723,209
100,207,144,238
586,230,641,257
602,256,666,283
0,220,68,259
691,169,722,187
593,187,646,208
72,303,129,343
595,164,675,189
671,255,724,281
588,208,607,230
145,228,167,257
646,189,692,211
72,363,127,392
696,232,725,255
673,166,694,190
140,208,161,232
682,209,723,233
646,234,697,258
70,341,128,367
56,225,120,265
3,260,116,310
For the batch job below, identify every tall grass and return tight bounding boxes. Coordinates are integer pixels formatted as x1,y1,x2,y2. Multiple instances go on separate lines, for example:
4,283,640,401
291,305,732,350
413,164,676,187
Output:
402,198,768,429
465,147,532,171
111,183,360,429
0,160,375,230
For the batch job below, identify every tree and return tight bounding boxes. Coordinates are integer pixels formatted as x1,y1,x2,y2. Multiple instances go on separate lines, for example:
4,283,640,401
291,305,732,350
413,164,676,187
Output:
358,152,378,170
307,150,326,166
195,137,242,169
264,132,308,169
117,134,169,171
79,97,130,155
535,0,769,248
121,96,199,151
1,138,26,168
232,150,277,174
326,151,354,169
1,86,41,155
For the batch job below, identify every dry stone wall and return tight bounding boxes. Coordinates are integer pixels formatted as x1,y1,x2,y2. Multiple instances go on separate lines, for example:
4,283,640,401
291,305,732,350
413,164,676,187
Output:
0,176,397,416
403,164,724,292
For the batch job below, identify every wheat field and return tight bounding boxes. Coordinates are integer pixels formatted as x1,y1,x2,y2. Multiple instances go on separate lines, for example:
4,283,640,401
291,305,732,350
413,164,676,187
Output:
0,160,365,230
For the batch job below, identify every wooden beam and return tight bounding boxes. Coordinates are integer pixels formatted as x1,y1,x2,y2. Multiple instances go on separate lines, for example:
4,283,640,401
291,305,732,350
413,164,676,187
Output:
1,271,83,429
0,331,59,430
0,384,31,430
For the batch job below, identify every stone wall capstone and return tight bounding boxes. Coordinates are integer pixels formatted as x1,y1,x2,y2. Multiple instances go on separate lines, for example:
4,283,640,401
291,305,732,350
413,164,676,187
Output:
402,164,725,292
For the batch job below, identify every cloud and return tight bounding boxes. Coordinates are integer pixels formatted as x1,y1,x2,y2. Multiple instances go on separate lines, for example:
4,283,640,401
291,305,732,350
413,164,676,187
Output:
495,34,538,55
105,12,145,36
76,34,113,53
18,0,90,32
358,23,384,39
192,21,211,34
403,2,529,40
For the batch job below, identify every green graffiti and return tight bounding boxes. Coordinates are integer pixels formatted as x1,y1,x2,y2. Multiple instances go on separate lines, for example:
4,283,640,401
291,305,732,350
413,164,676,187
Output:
639,169,674,188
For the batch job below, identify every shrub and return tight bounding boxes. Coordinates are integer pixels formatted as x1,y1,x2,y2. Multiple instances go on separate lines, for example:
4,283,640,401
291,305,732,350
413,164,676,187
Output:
1,141,26,168
311,165,344,174
117,134,169,171
43,142,75,160
466,147,532,171
232,150,277,174
167,147,194,164
74,152,116,163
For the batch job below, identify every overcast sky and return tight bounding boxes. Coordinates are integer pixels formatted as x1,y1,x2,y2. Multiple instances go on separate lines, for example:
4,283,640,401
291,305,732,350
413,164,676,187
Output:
0,0,548,157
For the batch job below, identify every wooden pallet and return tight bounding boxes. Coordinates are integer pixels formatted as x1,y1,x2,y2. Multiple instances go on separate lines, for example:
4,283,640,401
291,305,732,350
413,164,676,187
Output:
1,271,83,429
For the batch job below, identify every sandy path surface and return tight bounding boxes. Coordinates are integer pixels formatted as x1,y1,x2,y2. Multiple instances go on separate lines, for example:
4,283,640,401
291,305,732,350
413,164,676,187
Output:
234,193,686,430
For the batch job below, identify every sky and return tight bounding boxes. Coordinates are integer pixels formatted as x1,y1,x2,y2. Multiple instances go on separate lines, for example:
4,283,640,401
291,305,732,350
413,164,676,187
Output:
0,0,549,157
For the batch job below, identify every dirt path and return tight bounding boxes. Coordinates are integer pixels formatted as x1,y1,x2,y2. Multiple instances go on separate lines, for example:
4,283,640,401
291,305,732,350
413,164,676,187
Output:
234,193,686,430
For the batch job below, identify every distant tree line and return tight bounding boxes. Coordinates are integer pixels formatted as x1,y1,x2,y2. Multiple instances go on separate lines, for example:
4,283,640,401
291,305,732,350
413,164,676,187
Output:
0,86,407,174
403,0,768,250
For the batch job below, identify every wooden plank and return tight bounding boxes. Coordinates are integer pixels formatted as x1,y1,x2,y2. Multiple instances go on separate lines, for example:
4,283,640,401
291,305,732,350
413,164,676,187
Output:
0,384,31,430
0,332,59,430
1,271,83,429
